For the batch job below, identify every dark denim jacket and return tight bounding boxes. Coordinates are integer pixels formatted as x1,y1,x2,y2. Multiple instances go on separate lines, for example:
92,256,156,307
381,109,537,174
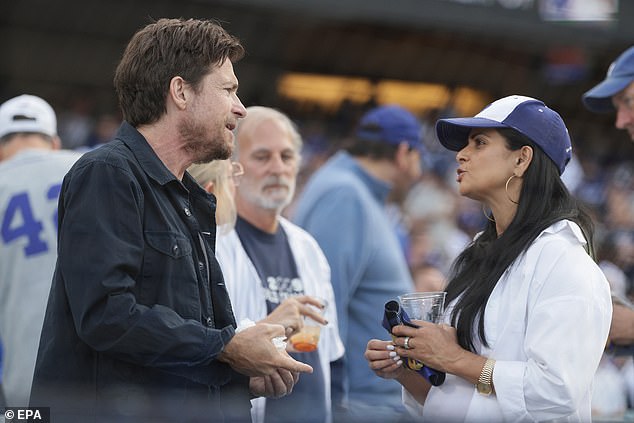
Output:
30,122,250,422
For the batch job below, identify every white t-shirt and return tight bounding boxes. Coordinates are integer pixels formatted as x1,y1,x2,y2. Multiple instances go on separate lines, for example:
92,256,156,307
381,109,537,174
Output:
404,220,612,422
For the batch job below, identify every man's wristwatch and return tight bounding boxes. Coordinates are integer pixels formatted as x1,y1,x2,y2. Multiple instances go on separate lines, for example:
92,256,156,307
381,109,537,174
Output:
476,358,495,396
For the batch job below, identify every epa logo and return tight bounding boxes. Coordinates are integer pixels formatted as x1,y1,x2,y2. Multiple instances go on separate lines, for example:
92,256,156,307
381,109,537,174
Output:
3,407,50,422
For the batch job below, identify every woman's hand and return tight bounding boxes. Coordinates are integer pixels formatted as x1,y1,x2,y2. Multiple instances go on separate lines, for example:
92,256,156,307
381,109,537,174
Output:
391,321,465,373
365,338,435,406
364,339,407,380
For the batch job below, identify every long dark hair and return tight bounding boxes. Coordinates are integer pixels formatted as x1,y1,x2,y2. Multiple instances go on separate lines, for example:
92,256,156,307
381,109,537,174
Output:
445,128,595,352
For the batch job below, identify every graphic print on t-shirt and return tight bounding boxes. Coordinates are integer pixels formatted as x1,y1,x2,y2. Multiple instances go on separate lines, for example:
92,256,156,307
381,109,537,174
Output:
235,215,304,312
263,275,305,307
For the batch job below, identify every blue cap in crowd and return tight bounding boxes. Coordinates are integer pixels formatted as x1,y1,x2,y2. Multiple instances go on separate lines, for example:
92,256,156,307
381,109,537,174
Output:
356,105,423,152
435,95,572,175
583,46,634,113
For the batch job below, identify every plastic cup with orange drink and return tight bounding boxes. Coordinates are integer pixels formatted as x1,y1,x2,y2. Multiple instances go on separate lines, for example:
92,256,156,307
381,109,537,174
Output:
289,298,328,352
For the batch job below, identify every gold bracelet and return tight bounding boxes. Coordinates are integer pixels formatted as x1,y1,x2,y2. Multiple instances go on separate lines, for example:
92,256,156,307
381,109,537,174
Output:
476,358,495,396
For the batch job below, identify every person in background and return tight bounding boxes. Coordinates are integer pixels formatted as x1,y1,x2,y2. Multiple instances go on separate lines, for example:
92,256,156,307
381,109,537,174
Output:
411,263,446,294
365,95,612,422
210,106,344,423
188,159,242,234
0,94,82,406
0,342,4,407
29,18,311,423
582,46,634,353
293,105,423,422
190,158,333,423
591,237,633,418
583,45,634,142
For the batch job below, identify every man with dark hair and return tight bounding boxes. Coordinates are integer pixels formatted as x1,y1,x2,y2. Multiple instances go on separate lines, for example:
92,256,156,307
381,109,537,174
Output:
293,105,423,422
30,18,311,423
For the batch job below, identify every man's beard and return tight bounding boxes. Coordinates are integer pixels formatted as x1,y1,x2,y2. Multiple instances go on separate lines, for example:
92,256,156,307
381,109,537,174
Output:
179,116,232,164
242,176,296,212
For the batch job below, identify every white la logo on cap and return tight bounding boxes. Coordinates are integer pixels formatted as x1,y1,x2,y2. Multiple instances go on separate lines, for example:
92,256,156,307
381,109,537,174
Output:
475,95,538,123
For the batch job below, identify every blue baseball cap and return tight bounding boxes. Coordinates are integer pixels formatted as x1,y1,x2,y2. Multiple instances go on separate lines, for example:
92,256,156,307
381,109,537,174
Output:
583,46,634,113
435,95,572,175
356,105,423,152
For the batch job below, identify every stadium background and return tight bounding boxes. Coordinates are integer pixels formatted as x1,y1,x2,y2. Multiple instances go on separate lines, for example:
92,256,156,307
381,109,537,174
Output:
1,0,634,417
1,0,633,161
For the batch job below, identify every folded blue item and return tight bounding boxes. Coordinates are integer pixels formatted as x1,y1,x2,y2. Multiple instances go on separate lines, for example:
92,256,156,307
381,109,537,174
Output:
382,300,446,386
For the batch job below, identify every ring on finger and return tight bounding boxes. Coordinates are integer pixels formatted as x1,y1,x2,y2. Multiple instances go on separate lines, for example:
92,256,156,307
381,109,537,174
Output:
403,336,411,349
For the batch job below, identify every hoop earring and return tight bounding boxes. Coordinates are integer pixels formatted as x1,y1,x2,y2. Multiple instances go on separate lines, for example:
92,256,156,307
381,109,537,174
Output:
482,204,495,222
505,175,520,205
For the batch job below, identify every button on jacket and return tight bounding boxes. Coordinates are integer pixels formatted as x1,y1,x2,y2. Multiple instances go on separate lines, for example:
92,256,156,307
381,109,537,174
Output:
30,122,250,423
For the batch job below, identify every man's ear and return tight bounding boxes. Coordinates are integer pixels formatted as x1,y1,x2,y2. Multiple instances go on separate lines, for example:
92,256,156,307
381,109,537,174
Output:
394,141,411,167
168,76,188,111
51,135,62,150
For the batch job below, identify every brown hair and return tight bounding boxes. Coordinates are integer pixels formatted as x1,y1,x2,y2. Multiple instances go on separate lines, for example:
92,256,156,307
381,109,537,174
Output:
114,18,244,127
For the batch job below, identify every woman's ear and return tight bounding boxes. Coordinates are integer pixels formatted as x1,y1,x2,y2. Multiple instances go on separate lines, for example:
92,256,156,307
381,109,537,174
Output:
514,146,533,177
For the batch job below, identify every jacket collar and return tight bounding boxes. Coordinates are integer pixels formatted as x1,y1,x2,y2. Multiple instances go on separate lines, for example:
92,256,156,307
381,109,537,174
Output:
116,121,178,186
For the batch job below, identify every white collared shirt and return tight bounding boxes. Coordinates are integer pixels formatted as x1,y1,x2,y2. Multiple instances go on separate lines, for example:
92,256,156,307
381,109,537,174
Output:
404,220,612,422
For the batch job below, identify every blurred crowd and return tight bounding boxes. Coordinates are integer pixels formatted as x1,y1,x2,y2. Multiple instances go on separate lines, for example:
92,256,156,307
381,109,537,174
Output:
292,100,634,419
43,96,634,301
4,90,633,420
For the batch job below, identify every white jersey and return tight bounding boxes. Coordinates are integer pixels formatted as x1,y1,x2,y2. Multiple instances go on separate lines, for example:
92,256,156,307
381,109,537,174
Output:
0,148,82,406
216,217,345,423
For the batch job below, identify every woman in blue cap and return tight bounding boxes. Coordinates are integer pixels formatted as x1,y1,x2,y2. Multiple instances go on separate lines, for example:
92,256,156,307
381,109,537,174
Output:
365,95,612,422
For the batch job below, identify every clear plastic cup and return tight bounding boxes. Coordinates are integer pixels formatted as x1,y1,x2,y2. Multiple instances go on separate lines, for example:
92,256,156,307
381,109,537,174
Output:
289,321,321,352
398,291,446,323
289,298,327,352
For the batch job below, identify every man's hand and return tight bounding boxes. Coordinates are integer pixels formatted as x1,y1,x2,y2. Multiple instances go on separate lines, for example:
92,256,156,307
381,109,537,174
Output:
260,295,327,337
218,322,313,377
249,366,300,398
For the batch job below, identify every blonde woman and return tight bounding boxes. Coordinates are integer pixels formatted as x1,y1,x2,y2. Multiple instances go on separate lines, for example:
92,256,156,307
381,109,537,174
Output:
188,159,243,232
